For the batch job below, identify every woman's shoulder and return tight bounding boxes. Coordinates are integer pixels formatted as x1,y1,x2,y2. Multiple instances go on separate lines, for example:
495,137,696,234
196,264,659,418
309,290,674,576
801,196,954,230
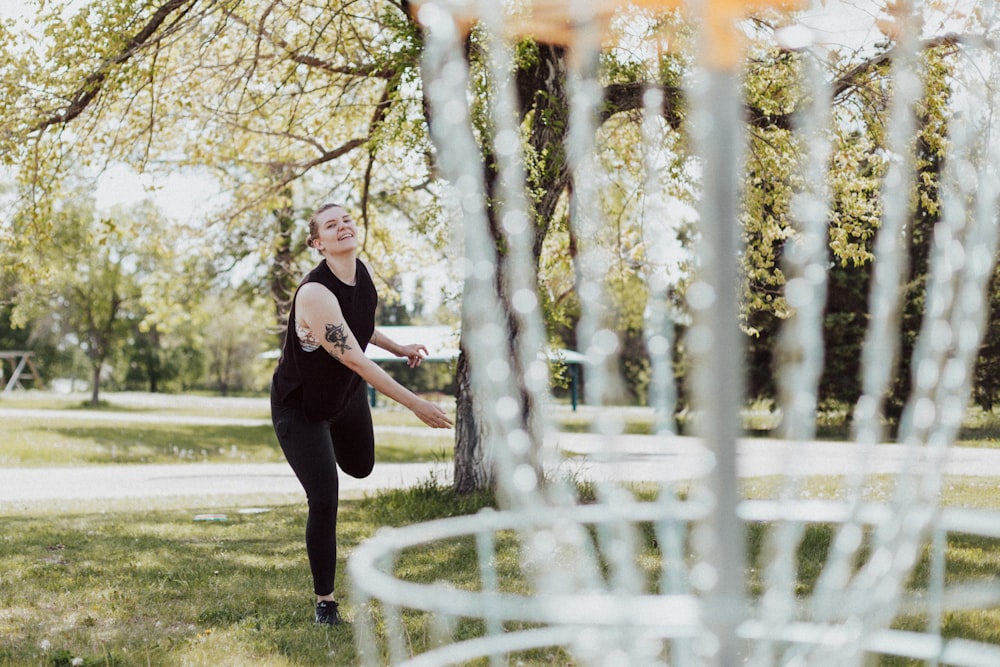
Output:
296,281,338,309
298,280,329,295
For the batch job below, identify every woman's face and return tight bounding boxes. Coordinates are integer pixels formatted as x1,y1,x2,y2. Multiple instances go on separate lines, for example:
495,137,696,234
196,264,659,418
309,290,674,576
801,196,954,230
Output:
311,206,357,256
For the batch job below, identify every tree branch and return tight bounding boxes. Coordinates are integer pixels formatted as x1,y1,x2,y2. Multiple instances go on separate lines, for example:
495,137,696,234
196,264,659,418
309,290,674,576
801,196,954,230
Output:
226,9,396,79
32,0,199,135
830,33,962,103
221,137,368,221
602,34,970,132
601,82,685,129
361,81,398,252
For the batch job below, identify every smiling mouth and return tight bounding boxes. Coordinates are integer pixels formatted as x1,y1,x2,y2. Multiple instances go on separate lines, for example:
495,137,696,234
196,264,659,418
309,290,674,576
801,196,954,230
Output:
338,232,354,241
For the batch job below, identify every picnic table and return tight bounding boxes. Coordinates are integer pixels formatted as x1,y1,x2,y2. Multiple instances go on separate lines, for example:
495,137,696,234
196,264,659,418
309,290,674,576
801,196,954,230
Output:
0,351,42,393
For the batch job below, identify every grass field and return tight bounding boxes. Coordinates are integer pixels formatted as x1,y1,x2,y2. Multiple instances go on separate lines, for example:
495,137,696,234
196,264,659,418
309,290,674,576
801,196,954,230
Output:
0,391,453,466
0,418,453,467
0,482,496,667
4,480,1000,666
4,392,1000,665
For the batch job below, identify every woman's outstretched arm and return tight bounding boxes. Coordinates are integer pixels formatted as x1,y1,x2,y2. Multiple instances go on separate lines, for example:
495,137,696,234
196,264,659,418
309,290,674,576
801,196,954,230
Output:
296,283,453,429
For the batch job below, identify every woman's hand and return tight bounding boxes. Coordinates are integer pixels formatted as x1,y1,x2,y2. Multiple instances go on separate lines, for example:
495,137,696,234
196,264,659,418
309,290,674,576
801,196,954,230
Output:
411,398,454,429
397,343,429,368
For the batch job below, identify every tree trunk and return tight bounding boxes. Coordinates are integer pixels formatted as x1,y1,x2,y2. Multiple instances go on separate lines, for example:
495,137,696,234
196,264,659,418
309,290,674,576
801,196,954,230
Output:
450,43,571,494
86,293,120,407
147,324,161,393
90,361,101,406
453,346,488,492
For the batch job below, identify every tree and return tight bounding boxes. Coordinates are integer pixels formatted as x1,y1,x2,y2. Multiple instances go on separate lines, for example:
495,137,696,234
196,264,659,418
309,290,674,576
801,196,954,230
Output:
11,195,168,404
974,270,1000,412
2,0,447,304
201,293,271,395
1,0,451,385
2,0,993,491
742,37,961,427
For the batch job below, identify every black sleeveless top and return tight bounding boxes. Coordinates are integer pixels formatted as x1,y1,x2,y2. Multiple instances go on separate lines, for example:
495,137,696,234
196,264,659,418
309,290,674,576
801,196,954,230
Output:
272,259,378,421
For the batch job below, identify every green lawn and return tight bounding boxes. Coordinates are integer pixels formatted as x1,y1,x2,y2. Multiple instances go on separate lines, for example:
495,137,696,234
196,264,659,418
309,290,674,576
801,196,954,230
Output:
0,399,454,466
0,482,501,667
0,418,453,466
4,394,1000,665
3,480,1000,666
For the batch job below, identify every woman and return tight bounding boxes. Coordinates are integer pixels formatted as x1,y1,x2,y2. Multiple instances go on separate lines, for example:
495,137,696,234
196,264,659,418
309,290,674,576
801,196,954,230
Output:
270,203,453,626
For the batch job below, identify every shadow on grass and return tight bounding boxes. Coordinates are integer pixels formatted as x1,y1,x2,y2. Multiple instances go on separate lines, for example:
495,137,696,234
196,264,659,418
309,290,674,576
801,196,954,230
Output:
747,522,1000,661
0,481,501,667
372,443,452,464
0,506,352,666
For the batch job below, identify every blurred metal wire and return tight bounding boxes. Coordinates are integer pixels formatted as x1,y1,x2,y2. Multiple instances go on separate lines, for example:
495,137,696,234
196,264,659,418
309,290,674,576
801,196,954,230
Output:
351,1,1000,665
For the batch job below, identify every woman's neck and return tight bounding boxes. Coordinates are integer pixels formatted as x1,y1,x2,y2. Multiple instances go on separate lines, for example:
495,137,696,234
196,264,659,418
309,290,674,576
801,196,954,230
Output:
324,254,357,285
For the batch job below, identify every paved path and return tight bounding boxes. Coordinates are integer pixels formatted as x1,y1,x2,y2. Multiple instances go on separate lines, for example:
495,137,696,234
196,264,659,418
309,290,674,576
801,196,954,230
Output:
0,405,444,506
3,433,1000,505
551,432,1000,481
0,461,449,504
3,404,1000,505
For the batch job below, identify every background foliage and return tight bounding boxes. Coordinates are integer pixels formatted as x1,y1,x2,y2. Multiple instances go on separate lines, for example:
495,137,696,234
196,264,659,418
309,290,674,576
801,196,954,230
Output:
1,1,998,437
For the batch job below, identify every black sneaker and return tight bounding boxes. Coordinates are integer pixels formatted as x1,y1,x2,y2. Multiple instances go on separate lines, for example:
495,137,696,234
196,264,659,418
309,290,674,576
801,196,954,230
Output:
315,600,344,625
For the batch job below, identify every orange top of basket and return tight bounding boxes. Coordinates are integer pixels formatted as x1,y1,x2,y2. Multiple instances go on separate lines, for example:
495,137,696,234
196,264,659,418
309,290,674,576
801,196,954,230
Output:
410,0,805,71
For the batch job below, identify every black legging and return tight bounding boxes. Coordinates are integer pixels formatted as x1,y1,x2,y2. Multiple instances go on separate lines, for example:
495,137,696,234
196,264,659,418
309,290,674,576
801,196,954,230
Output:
271,382,375,596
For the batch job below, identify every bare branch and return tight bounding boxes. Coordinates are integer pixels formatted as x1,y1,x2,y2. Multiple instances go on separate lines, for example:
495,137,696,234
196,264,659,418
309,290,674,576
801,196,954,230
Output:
360,76,401,251
226,10,396,80
213,137,368,226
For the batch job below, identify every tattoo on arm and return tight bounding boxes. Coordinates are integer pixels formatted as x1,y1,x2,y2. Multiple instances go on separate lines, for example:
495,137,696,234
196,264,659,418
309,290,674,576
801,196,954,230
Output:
325,323,351,357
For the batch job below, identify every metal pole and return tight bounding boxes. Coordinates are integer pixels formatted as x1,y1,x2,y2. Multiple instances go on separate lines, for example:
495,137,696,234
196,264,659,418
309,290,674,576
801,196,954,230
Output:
687,66,747,667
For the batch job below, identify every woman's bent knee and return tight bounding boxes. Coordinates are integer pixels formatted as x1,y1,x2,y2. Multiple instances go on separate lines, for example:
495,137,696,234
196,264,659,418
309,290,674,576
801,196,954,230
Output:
340,460,374,480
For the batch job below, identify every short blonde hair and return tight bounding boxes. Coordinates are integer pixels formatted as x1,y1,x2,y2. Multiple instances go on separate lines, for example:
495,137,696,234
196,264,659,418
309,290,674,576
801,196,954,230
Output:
307,203,346,249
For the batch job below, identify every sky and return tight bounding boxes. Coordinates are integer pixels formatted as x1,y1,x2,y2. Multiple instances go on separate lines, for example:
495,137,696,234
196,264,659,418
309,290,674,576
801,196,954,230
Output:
0,2,26,20
0,0,84,21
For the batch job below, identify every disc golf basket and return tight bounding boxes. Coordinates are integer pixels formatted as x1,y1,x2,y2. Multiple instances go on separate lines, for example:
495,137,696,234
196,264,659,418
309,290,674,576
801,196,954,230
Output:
350,1,1000,665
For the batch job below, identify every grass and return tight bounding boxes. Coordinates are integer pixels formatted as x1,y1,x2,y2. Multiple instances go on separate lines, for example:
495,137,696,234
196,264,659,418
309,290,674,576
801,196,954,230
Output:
0,480,500,667
0,392,454,466
562,399,1000,444
4,479,1000,666
1,500,360,666
0,418,452,466
5,392,1000,664
15,389,1000,437
0,419,282,465
0,391,454,425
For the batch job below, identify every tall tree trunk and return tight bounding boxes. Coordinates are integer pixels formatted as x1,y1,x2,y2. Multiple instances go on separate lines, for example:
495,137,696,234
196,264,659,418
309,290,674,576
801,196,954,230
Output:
146,324,161,393
86,292,120,407
451,43,571,493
